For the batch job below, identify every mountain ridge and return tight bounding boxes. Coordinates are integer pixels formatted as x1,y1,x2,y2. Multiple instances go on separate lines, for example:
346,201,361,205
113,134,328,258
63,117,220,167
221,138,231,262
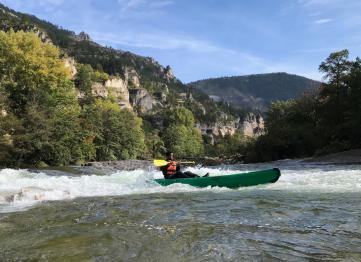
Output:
189,72,321,111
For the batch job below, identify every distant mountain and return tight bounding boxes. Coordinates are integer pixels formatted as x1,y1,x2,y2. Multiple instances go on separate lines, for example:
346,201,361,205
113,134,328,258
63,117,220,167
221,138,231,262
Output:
189,73,321,110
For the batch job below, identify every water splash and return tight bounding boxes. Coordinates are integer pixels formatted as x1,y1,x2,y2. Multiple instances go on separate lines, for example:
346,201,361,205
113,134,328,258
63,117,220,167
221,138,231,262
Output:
0,162,360,213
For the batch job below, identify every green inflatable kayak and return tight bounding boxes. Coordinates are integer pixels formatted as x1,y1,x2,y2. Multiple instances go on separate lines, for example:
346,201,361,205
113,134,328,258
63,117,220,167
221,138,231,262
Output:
154,168,281,189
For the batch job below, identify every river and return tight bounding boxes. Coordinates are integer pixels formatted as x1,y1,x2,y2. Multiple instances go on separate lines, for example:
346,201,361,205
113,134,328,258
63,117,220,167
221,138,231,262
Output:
0,161,361,261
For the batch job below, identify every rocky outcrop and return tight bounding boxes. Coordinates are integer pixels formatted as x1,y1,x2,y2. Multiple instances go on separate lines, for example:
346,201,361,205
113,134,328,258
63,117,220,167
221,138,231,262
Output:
241,113,264,137
91,77,132,109
77,31,91,41
64,57,77,78
153,92,167,103
91,82,108,97
163,65,175,82
129,88,153,113
178,93,192,101
145,59,176,83
196,113,264,141
123,67,141,88
197,122,237,138
105,78,130,101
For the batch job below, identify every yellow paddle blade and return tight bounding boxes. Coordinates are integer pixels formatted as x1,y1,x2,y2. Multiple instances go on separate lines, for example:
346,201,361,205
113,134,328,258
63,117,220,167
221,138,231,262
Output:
153,160,196,167
153,159,169,167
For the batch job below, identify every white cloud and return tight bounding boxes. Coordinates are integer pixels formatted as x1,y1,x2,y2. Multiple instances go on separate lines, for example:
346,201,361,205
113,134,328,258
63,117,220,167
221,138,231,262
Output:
117,0,172,12
5,0,65,7
91,30,223,52
41,0,64,5
90,30,316,81
314,18,332,24
309,12,322,17
298,0,343,7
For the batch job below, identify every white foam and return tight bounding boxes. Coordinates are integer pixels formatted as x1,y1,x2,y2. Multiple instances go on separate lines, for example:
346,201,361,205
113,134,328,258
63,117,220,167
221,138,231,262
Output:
0,163,360,213
268,167,361,192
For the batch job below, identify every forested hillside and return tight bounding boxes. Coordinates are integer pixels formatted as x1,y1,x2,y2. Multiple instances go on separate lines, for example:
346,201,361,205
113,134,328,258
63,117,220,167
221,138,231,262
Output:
0,3,243,123
189,73,321,110
0,3,249,166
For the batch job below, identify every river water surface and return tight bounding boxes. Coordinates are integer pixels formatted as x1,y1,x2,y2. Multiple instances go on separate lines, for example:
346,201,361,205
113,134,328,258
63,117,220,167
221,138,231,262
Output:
0,161,361,261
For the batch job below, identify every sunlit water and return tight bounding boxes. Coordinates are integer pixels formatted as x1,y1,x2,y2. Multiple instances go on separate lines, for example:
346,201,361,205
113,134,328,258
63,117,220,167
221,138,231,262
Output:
0,161,361,261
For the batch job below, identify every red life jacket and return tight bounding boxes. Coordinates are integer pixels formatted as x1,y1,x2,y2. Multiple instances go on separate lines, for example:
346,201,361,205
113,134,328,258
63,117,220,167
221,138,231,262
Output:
166,161,177,176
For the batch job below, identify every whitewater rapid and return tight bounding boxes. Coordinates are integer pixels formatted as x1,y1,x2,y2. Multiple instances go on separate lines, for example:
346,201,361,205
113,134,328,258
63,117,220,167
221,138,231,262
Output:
0,162,361,213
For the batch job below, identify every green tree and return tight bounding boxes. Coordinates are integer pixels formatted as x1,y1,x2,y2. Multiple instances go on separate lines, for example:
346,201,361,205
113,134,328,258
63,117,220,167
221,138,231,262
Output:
75,64,94,96
319,49,351,90
244,95,320,162
0,30,90,166
337,57,361,147
318,50,351,130
162,108,203,158
164,107,195,127
316,50,354,150
82,99,145,160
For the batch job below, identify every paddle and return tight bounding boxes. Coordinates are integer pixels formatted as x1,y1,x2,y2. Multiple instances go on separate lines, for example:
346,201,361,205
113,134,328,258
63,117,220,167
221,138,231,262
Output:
153,159,195,167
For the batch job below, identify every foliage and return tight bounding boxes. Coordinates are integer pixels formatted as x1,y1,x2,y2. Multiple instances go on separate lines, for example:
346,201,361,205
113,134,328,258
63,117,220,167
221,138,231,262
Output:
0,31,146,166
81,99,145,161
142,120,165,159
162,125,203,158
164,107,195,127
244,96,320,162
162,108,204,158
75,64,109,92
204,131,247,157
75,64,93,94
0,30,89,166
92,70,109,83
245,49,361,162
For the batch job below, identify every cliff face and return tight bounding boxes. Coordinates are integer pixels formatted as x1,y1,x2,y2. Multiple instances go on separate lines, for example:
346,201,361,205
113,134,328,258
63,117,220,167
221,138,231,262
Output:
129,89,153,113
241,113,264,137
197,112,264,140
91,78,132,109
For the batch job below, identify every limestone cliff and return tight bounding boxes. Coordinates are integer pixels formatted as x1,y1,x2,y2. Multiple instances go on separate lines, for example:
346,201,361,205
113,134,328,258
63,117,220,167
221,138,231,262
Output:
91,78,132,110
240,113,264,137
129,89,153,113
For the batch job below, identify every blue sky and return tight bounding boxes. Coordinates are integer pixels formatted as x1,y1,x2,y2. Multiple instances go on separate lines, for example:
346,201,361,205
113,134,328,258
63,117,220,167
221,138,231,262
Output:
2,0,361,82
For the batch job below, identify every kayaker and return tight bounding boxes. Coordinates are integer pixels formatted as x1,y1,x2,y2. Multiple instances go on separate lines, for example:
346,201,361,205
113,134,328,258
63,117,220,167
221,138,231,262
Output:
160,152,208,179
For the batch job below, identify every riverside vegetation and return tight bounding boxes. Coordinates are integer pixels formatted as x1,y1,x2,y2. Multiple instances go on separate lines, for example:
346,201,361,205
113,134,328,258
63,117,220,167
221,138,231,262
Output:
0,3,360,167
244,50,361,162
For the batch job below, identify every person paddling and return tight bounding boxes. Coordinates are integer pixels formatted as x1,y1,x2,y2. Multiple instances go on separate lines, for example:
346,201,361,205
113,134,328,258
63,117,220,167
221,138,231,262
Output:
160,152,209,179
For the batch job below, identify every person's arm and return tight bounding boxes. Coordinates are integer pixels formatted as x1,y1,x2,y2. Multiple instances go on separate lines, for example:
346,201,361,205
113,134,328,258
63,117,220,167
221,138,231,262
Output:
160,163,170,177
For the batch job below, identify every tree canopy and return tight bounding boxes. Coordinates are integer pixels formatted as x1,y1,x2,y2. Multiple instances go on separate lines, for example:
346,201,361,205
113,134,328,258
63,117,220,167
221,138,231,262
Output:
162,108,204,158
0,31,145,166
